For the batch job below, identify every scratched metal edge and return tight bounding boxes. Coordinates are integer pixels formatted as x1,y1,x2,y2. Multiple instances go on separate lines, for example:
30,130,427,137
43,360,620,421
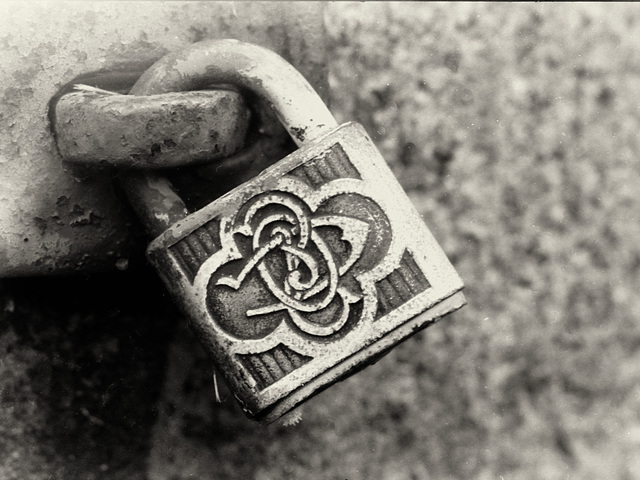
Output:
259,290,466,422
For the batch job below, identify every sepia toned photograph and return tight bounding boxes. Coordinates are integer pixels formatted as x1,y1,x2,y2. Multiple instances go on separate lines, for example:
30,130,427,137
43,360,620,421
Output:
1,2,638,479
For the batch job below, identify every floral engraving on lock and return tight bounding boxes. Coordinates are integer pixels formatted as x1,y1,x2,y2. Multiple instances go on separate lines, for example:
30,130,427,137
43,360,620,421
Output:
207,189,391,339
167,142,433,392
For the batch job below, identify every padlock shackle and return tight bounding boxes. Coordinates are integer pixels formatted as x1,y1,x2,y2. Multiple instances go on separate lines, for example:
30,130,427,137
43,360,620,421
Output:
130,39,338,147
124,39,339,237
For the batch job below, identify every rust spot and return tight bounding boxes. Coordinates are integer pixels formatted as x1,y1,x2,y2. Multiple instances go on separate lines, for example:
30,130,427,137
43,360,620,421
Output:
290,126,306,142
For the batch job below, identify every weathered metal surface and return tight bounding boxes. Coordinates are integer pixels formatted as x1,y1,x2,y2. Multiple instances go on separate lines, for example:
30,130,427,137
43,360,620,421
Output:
129,40,465,421
129,39,338,143
148,123,466,422
0,1,328,277
117,38,340,243
53,89,249,168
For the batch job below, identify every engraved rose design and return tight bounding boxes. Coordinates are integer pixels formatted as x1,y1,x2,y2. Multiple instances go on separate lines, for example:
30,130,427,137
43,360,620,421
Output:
207,191,391,339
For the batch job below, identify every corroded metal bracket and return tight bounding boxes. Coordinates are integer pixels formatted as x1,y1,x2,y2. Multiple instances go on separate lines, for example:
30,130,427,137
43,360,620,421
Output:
0,2,328,277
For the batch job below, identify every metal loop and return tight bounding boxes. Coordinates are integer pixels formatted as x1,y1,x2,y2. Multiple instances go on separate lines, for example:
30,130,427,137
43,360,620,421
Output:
130,39,338,147
125,39,340,237
53,87,249,169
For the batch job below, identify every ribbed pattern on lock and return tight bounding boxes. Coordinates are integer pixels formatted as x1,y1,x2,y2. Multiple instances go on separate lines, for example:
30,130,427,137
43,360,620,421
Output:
238,344,313,391
168,218,221,282
374,250,431,320
288,143,361,188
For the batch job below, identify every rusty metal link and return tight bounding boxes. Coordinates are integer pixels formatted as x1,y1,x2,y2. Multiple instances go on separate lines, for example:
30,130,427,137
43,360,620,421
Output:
54,87,249,169
50,60,258,237
51,75,250,169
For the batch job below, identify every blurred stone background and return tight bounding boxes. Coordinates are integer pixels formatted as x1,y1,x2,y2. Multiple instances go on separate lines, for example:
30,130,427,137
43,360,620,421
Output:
2,2,640,479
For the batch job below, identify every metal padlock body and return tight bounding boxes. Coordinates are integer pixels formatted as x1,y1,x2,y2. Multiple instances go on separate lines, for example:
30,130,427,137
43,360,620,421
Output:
133,40,465,421
147,123,465,421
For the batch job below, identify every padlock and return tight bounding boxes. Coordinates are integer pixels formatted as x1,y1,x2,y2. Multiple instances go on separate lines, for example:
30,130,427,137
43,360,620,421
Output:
124,39,466,422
